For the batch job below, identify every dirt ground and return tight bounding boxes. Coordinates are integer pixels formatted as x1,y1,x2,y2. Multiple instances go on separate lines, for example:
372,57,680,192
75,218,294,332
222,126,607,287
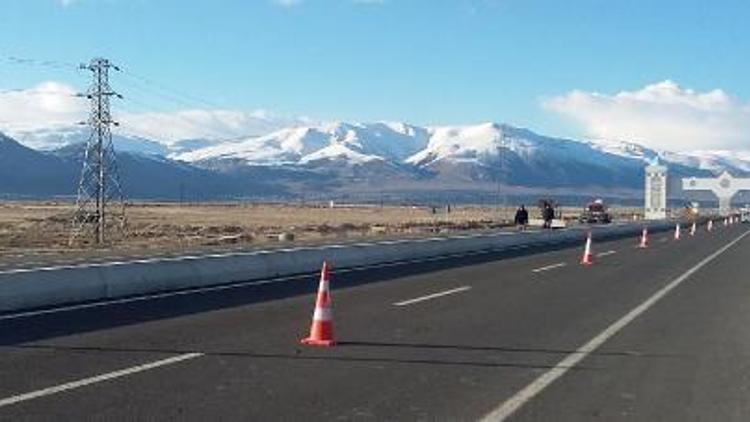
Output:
0,201,640,265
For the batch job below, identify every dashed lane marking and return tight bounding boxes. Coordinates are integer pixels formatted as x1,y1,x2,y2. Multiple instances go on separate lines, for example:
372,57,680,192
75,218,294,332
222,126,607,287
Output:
480,229,750,422
0,353,204,408
0,245,516,322
394,286,472,306
596,250,617,258
531,262,567,273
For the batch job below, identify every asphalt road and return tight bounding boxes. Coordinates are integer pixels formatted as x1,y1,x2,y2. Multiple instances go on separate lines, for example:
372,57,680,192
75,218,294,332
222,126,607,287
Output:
1,222,748,421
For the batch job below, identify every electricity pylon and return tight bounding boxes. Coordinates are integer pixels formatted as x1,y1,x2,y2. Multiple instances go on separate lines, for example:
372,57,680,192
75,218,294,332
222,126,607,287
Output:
70,58,126,246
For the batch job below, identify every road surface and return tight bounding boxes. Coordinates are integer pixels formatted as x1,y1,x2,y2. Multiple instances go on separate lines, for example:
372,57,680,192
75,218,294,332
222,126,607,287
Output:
1,223,748,421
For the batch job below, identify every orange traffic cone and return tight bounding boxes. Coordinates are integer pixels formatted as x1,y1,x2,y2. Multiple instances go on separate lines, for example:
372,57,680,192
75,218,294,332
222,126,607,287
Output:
638,227,649,249
581,232,593,265
690,222,696,236
674,223,681,240
301,261,336,347
707,220,713,232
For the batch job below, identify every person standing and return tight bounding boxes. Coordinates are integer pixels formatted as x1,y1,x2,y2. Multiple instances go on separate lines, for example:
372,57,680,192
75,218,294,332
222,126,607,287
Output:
543,202,554,229
514,205,529,230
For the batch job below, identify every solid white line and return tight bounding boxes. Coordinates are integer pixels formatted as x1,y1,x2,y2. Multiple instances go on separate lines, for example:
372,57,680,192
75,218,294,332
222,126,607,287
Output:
0,232,513,275
480,229,750,422
394,286,472,306
596,250,617,258
0,352,203,408
0,275,305,321
531,262,567,273
0,244,508,322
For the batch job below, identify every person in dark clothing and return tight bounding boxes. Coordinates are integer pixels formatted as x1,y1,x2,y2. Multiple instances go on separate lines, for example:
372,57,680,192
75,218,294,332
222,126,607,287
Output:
514,205,529,230
542,202,554,229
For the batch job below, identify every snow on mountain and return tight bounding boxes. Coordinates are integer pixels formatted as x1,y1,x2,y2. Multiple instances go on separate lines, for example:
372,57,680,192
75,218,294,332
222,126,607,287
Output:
174,122,429,166
407,123,541,166
9,126,169,156
587,139,750,174
299,143,383,165
175,126,329,164
586,139,660,162
406,123,645,173
8,117,750,196
175,120,750,180
664,150,750,173
4,109,310,156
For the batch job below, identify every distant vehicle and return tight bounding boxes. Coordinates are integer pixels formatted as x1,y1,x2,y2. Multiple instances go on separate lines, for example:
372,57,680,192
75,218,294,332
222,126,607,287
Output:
741,208,750,223
579,199,612,224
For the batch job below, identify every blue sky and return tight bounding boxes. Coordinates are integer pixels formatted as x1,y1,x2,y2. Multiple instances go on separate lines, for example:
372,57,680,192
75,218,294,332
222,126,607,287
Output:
1,0,750,150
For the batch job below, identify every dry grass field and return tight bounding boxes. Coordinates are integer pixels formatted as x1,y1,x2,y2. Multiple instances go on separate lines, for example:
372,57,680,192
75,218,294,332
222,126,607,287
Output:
0,200,640,265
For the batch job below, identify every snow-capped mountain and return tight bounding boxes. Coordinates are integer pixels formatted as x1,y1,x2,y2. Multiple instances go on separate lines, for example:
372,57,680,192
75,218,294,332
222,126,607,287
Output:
9,126,170,156
4,120,750,201
2,107,312,157
175,121,749,188
587,139,750,174
0,131,279,199
174,122,429,166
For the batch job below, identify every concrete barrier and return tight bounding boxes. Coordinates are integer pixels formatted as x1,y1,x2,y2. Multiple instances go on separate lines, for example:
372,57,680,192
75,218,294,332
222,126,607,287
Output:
0,221,678,314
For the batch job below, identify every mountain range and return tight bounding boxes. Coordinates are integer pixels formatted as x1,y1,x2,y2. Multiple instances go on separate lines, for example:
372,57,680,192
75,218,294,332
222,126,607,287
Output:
2,122,749,203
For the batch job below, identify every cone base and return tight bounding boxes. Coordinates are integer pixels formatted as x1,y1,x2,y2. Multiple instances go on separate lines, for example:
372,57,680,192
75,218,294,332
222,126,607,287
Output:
580,256,593,265
301,337,336,347
637,244,648,249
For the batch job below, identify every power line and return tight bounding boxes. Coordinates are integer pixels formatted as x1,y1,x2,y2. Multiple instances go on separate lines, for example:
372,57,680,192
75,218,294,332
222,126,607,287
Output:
118,67,225,110
70,58,127,246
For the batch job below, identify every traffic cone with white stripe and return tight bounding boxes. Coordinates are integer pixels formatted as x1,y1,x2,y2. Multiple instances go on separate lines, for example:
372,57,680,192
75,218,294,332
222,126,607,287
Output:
690,222,696,236
674,223,681,240
724,218,728,227
707,220,713,232
581,232,594,265
638,227,649,249
301,261,336,347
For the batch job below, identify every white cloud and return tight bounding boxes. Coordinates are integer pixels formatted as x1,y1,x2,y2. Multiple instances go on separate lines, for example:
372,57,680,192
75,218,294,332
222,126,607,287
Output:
119,109,311,145
0,82,86,132
543,80,750,152
0,81,312,149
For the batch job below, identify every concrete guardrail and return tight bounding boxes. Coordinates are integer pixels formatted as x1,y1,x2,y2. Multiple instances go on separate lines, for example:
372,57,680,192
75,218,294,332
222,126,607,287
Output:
0,220,681,314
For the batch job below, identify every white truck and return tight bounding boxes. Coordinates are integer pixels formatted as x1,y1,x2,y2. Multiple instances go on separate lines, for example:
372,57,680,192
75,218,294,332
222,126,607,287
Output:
741,207,750,223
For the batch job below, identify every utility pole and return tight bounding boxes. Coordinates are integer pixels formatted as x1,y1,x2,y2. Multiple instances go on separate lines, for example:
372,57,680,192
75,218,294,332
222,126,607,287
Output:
70,58,126,246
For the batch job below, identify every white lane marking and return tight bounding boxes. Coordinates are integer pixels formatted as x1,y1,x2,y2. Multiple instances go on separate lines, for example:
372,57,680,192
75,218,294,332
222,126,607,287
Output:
596,250,617,258
0,276,304,322
0,353,203,408
480,229,750,422
531,262,567,273
0,232,516,275
394,286,472,306
0,227,596,321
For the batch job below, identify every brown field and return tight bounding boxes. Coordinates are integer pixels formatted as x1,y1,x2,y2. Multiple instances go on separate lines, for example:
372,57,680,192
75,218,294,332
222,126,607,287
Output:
0,201,641,265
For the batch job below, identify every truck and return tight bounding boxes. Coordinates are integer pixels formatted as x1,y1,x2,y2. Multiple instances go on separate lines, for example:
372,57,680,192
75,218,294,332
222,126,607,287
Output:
579,199,612,224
